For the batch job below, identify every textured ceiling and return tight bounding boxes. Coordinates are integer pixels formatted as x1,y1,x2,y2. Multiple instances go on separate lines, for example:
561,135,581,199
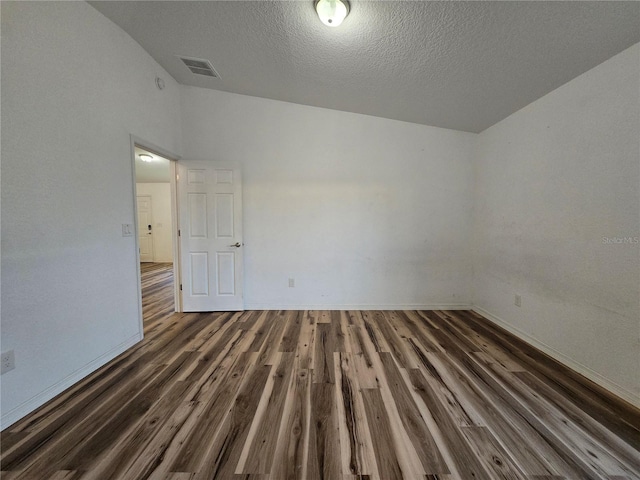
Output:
90,1,640,133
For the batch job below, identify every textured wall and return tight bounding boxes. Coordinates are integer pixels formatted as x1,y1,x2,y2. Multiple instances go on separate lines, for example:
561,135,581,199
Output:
473,44,640,406
1,2,182,427
180,87,476,309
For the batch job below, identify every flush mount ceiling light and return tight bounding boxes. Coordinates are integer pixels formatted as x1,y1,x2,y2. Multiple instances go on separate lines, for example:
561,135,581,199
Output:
315,0,349,27
139,153,153,162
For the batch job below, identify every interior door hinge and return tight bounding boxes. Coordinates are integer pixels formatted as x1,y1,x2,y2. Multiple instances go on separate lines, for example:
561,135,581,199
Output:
178,229,181,237
180,284,183,291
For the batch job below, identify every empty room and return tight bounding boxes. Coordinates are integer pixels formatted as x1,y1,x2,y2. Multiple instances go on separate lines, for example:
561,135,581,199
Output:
1,1,639,479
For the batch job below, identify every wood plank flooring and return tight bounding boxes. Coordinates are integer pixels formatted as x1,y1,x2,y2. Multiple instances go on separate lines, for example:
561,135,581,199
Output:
2,263,639,479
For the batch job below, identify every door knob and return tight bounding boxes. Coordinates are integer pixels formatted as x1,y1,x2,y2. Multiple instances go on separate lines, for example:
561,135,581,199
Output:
229,242,241,248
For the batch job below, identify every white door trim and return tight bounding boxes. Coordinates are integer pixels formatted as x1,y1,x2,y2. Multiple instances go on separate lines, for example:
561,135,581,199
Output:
129,135,182,342
168,160,182,312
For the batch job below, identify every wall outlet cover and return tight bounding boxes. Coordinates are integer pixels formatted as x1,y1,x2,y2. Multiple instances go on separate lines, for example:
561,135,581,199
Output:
515,294,522,307
1,350,15,374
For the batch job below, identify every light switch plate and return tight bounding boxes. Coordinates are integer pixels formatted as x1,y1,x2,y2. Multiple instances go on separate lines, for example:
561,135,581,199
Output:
122,224,134,237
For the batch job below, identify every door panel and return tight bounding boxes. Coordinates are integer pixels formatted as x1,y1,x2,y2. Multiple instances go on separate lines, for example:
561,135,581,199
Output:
178,161,243,311
189,252,209,296
137,195,154,263
215,194,234,237
188,193,207,237
216,252,236,295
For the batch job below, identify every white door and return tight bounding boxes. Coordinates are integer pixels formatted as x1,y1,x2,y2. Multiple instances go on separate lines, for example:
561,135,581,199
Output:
178,161,243,311
137,195,154,263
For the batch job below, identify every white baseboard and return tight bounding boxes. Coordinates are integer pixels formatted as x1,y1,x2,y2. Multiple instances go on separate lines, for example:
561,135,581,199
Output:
1,333,142,430
244,303,472,311
472,306,640,409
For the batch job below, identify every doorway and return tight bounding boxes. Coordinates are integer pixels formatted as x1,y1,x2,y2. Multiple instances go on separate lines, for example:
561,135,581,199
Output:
131,137,181,330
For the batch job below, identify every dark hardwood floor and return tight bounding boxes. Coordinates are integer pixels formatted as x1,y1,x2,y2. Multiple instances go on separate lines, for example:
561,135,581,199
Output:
140,262,175,323
1,263,639,479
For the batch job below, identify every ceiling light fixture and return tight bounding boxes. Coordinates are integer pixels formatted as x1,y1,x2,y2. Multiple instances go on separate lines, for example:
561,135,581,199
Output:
315,0,349,27
139,153,153,162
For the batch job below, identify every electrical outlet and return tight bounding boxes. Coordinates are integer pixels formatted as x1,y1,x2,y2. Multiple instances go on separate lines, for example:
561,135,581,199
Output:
514,294,522,307
288,278,295,288
1,350,15,374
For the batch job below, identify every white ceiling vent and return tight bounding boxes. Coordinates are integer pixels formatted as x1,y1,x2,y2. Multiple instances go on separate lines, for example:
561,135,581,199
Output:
178,56,220,78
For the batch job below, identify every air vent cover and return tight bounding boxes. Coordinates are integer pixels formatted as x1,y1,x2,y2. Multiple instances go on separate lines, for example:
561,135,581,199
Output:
178,56,220,78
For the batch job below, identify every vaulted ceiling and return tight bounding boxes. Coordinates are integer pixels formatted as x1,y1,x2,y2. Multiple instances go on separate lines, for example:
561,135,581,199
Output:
90,1,640,133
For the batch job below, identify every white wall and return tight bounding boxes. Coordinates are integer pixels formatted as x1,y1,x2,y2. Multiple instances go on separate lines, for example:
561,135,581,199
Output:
473,44,640,406
180,87,476,309
136,183,174,263
1,2,182,428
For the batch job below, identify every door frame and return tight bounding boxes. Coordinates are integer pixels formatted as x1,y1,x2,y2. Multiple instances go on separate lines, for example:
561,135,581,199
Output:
129,135,183,338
